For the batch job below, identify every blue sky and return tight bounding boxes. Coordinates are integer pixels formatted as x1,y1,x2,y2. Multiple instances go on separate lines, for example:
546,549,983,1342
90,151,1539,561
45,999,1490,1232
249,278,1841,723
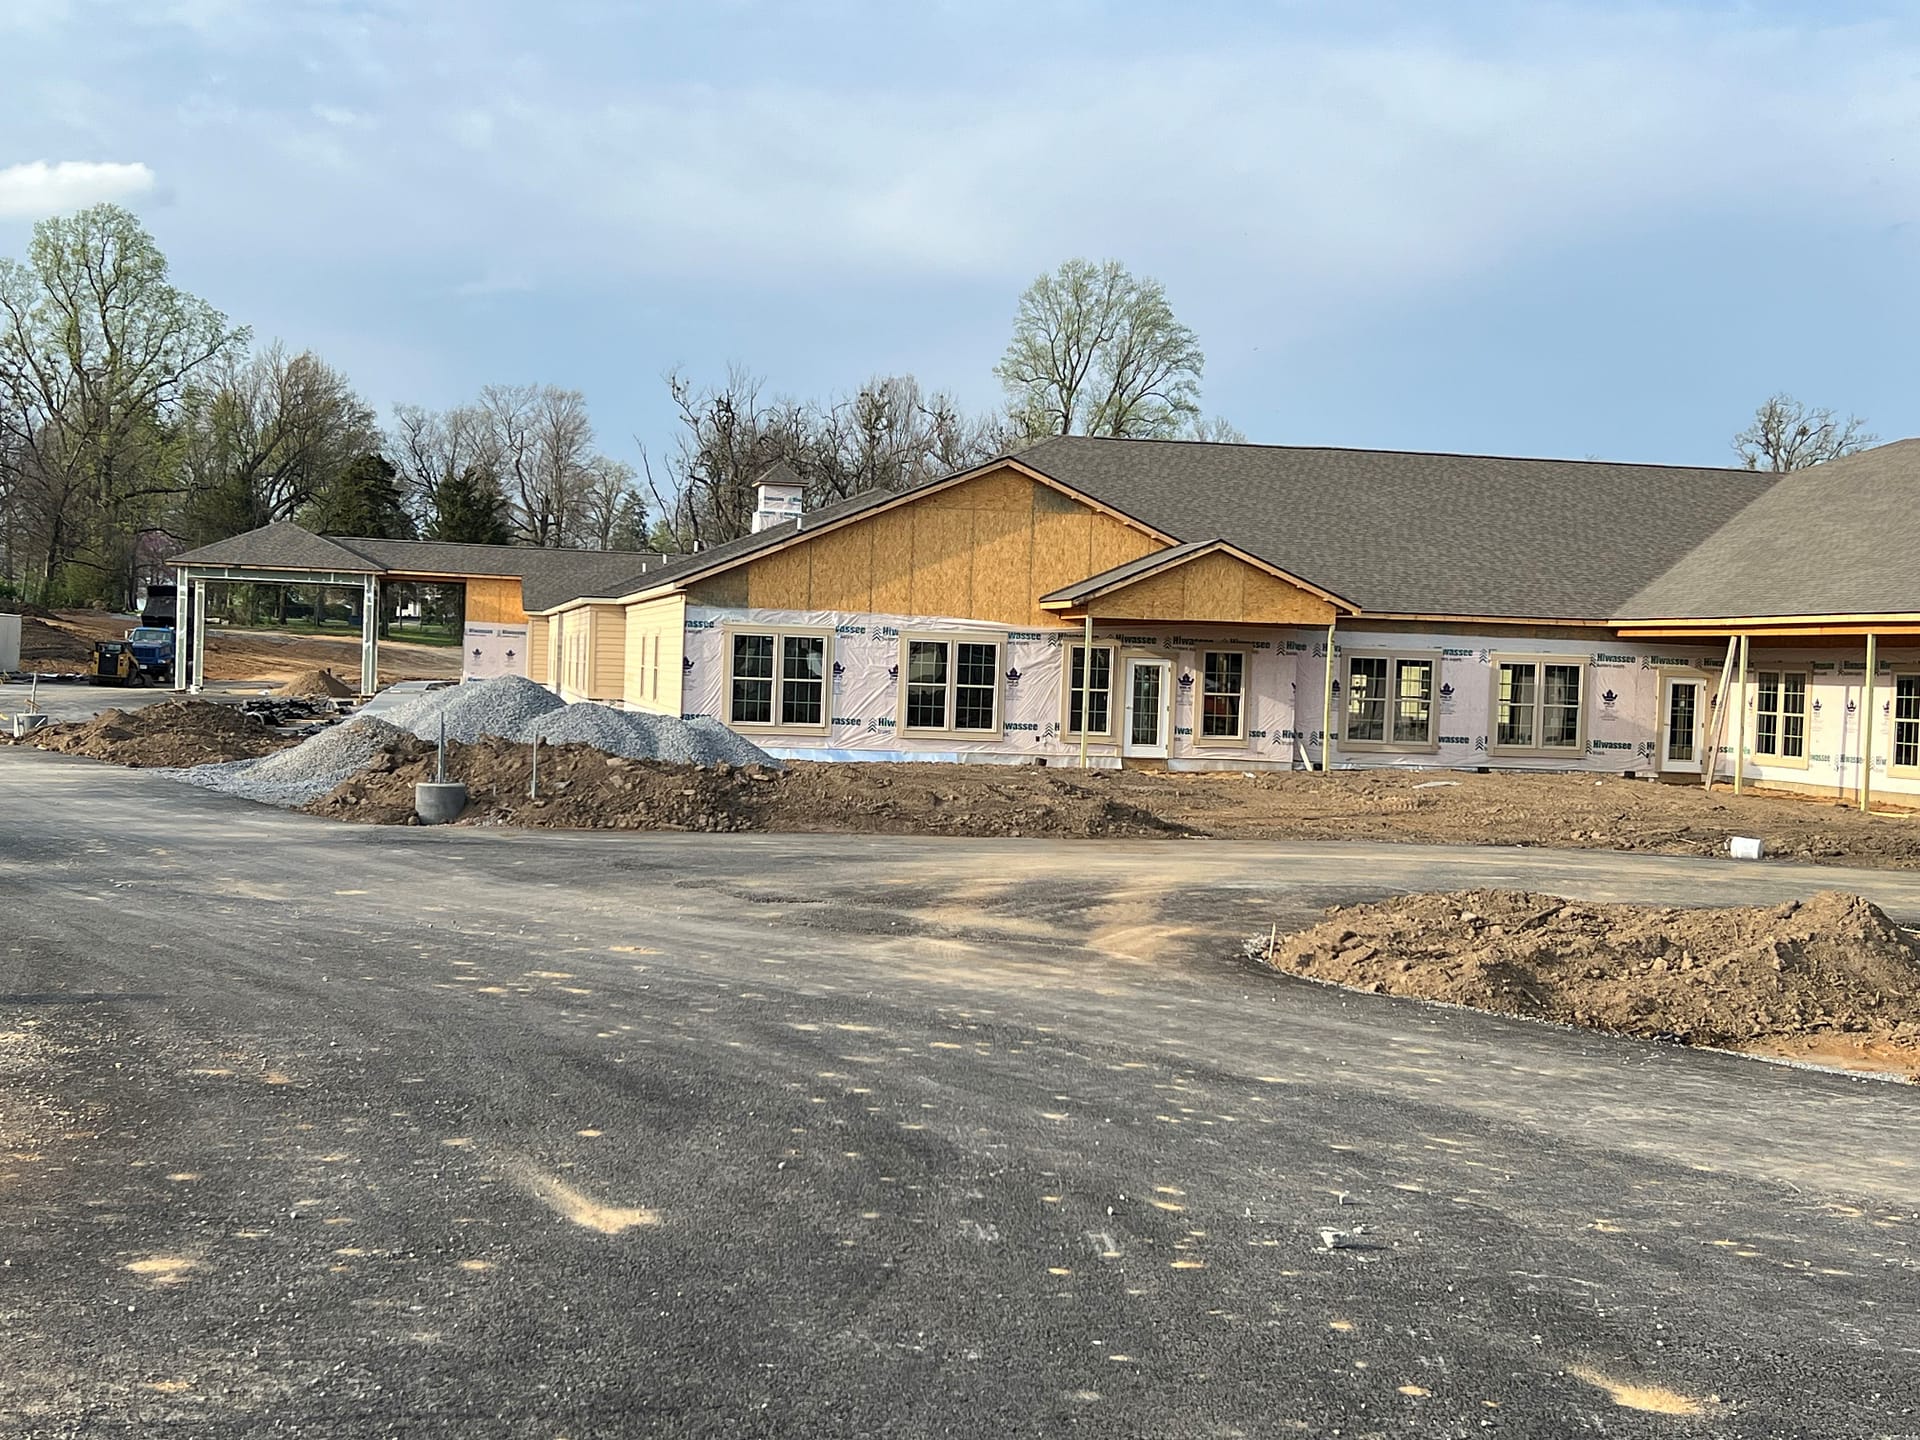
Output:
3,0,1916,471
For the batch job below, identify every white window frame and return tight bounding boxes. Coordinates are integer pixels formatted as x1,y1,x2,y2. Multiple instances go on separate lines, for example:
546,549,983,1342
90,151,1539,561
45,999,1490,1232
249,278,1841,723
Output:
1891,671,1920,778
723,625,833,734
1488,654,1587,757
1063,643,1117,738
1749,667,1810,768
898,632,1006,739
1341,649,1441,753
1195,648,1251,745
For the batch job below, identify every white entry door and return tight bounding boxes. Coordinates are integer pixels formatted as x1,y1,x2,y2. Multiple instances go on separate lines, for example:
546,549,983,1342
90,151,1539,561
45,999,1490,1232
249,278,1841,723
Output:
1123,658,1172,759
1660,676,1704,774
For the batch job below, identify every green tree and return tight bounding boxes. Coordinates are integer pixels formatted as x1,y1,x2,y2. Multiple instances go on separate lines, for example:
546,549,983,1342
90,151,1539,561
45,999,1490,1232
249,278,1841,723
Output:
425,463,512,545
995,258,1203,439
305,453,413,538
0,203,245,603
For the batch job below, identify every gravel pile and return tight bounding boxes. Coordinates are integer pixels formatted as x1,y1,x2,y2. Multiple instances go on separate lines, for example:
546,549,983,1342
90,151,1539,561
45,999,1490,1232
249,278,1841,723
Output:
524,702,776,767
164,716,408,808
383,674,564,743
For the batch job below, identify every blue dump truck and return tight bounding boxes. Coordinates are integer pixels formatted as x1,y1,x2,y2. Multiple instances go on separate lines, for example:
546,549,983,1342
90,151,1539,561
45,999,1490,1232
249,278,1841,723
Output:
89,584,186,686
89,627,175,686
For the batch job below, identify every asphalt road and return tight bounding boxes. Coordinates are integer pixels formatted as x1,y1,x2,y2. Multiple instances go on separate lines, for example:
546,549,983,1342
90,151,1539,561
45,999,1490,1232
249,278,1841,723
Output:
2,751,1917,1439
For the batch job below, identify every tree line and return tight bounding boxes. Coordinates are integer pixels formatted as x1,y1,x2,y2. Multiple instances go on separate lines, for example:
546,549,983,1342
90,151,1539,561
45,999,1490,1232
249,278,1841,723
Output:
0,202,1879,609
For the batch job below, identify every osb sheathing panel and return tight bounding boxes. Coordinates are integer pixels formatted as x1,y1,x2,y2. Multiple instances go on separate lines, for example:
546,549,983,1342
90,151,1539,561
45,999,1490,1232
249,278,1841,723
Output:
464,576,527,624
804,524,874,612
869,510,916,614
1087,552,1334,624
711,466,1169,627
747,543,812,610
910,509,974,617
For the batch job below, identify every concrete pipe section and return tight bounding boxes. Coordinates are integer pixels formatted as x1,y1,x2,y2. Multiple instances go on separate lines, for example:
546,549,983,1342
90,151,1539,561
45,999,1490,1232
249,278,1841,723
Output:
413,780,468,824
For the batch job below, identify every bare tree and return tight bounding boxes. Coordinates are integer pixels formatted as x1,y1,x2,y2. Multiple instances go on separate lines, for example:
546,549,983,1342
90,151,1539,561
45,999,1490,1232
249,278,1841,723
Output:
995,258,1204,439
577,454,644,551
1733,393,1876,472
1188,414,1247,443
392,401,496,522
640,366,810,550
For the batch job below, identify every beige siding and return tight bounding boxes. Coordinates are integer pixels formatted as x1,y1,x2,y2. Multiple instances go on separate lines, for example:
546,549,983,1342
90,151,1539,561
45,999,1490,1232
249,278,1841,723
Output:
589,605,626,703
558,609,593,701
623,593,687,715
527,619,550,687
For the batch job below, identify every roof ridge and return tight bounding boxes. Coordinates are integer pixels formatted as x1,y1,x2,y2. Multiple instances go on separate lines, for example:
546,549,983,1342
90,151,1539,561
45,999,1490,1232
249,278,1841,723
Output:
1021,433,1764,476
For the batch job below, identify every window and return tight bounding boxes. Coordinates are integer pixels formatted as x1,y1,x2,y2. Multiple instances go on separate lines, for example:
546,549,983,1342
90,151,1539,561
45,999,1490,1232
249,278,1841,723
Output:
1199,650,1247,741
900,635,1003,735
1066,644,1114,737
726,629,829,730
1751,669,1808,763
1343,651,1438,750
1491,657,1585,754
1893,674,1920,774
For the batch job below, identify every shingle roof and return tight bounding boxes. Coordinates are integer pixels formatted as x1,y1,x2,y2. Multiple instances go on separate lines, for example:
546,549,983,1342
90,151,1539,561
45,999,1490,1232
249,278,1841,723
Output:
172,522,379,574
1616,439,1920,619
170,524,673,611
1013,437,1779,619
326,537,672,611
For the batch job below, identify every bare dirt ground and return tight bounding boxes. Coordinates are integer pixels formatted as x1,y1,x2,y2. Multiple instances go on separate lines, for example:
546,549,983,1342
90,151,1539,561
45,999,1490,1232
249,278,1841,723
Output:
310,738,1920,870
22,700,298,767
1259,888,1920,1079
20,610,459,683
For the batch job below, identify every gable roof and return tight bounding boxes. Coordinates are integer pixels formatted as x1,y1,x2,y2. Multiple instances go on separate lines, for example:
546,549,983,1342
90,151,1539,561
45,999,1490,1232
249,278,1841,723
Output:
1038,538,1353,610
1013,437,1778,620
1616,439,1920,620
172,522,380,574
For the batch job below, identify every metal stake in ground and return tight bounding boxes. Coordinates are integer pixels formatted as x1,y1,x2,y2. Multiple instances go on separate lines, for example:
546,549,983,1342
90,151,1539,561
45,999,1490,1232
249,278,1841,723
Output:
437,714,447,784
529,735,539,799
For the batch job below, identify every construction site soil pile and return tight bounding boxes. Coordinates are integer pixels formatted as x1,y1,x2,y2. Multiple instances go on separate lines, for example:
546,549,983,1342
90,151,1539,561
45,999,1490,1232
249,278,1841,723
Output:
0,599,61,621
13,616,92,668
272,667,354,699
308,742,1184,838
20,701,297,767
1261,888,1920,1076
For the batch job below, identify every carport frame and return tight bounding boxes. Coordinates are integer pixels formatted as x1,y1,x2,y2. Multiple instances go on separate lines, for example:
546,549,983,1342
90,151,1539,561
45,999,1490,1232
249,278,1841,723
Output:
172,563,382,695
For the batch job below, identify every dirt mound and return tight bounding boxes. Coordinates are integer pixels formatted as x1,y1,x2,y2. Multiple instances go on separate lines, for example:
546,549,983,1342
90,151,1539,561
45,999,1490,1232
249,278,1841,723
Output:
24,700,297,767
0,598,60,621
1262,888,1920,1070
14,616,92,668
307,741,1186,839
272,667,354,699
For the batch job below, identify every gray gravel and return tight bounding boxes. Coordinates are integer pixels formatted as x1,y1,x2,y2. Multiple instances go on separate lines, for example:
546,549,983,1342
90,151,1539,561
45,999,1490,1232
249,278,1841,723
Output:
161,716,408,808
525,702,776,767
159,682,774,809
383,674,564,743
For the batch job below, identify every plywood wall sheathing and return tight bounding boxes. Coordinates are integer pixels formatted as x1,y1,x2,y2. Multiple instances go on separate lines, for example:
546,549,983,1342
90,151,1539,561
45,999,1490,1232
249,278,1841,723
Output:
1085,552,1334,625
463,577,528,625
686,465,1174,627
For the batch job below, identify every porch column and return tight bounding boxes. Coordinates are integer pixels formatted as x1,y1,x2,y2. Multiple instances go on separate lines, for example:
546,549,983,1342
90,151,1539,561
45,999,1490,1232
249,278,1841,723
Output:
173,567,190,691
1320,619,1337,773
1078,612,1093,769
361,575,380,696
1862,632,1878,813
189,577,208,695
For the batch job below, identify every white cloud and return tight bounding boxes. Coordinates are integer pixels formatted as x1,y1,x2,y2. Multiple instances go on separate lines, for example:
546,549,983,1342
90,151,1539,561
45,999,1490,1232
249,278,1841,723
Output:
0,160,157,217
